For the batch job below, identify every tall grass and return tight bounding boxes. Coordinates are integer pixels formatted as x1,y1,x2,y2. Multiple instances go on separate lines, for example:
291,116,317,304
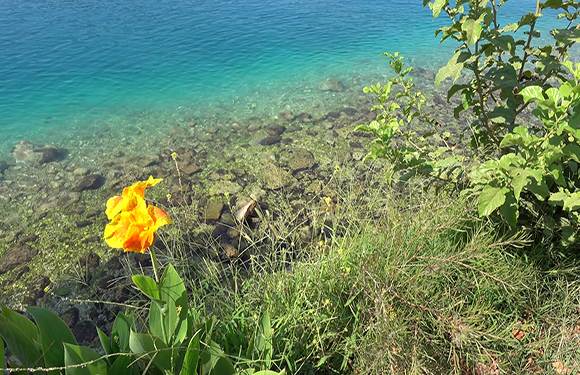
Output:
155,163,580,374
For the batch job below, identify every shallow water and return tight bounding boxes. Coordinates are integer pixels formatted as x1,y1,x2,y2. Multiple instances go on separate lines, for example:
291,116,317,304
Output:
0,0,566,156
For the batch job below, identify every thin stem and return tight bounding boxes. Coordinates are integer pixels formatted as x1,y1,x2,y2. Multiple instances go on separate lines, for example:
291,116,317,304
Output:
149,246,160,283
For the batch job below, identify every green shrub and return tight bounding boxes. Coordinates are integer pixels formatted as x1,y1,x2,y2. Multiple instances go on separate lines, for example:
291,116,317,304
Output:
356,0,580,244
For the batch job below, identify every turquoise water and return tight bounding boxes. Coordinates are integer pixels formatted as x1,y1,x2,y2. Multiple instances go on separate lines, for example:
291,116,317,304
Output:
0,0,566,156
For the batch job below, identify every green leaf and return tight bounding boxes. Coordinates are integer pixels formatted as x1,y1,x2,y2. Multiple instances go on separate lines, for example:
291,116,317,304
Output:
520,86,544,103
200,339,235,375
561,226,576,246
2,307,38,343
0,314,43,367
111,312,132,353
180,330,201,375
431,0,448,18
499,191,519,227
549,191,567,206
510,169,529,201
0,331,4,372
563,143,580,163
435,51,470,85
257,312,272,369
132,275,160,301
563,193,580,211
156,264,189,346
461,18,483,46
129,331,172,372
253,371,287,375
96,327,111,356
27,306,78,373
478,186,509,217
552,28,580,45
63,342,107,375
108,355,136,375
527,180,550,200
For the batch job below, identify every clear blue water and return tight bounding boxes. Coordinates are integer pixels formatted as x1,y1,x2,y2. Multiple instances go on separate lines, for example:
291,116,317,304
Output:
0,0,567,156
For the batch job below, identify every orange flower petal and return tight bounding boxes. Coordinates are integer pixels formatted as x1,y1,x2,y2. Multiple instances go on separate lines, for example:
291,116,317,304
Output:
148,205,172,228
123,176,163,198
105,196,124,220
104,214,130,249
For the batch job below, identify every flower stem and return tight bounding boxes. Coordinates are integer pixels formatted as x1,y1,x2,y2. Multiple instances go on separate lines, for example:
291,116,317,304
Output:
149,247,160,283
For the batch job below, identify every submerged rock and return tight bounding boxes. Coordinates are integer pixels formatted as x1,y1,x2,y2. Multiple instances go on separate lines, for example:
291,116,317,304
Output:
11,141,65,165
72,174,104,192
260,135,282,146
0,160,10,174
0,243,38,274
286,148,316,173
318,78,345,92
260,163,294,190
278,110,295,122
266,125,286,136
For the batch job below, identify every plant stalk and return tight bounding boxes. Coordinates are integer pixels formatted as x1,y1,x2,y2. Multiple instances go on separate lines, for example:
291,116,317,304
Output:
149,246,160,283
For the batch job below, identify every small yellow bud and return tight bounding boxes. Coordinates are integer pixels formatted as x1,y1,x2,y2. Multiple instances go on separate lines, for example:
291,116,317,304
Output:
324,197,332,206
319,240,324,247
345,267,351,274
171,152,178,160
325,299,330,305
569,136,575,143
166,193,172,199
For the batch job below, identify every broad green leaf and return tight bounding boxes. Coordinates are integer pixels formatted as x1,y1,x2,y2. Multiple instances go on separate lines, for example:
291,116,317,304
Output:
96,327,111,356
500,133,524,147
561,226,576,246
27,306,78,373
499,191,519,227
527,180,550,200
478,186,509,217
552,28,580,44
461,18,483,46
63,342,107,375
2,306,38,343
129,331,172,372
563,193,580,211
563,143,580,163
431,0,448,18
132,275,159,301
549,191,567,206
180,330,201,375
108,355,136,375
510,169,529,201
111,312,132,353
0,332,4,373
0,314,43,367
253,371,287,375
520,86,544,103
157,264,189,346
436,51,470,85
201,339,235,375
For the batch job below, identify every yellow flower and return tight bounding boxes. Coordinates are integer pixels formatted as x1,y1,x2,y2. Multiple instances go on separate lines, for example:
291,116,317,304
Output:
104,176,171,253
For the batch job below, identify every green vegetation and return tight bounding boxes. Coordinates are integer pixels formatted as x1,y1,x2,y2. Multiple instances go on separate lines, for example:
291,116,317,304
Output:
2,0,580,374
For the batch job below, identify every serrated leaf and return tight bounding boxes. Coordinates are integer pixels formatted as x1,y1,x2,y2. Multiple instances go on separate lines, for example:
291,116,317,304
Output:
478,186,509,217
